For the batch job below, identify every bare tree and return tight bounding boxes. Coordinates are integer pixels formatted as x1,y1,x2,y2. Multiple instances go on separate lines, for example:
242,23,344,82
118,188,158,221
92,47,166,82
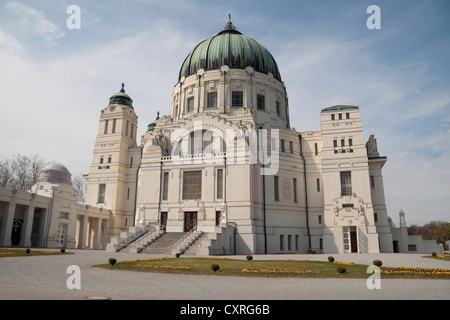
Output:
72,172,88,203
0,154,48,191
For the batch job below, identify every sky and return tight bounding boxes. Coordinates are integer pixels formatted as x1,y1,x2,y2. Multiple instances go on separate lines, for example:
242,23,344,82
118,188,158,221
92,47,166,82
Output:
0,0,449,226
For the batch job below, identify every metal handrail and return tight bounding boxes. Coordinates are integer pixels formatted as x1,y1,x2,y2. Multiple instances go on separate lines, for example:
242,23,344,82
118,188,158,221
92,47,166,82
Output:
130,225,163,249
173,226,197,249
115,225,149,252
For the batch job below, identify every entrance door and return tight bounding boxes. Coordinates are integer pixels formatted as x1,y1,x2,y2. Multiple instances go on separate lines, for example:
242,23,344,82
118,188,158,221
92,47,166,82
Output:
215,211,221,226
350,227,358,253
184,212,197,232
11,219,23,246
160,212,167,231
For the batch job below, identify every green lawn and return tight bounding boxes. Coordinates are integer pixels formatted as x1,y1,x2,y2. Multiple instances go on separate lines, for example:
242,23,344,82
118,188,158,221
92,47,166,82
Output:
94,257,450,279
0,248,71,257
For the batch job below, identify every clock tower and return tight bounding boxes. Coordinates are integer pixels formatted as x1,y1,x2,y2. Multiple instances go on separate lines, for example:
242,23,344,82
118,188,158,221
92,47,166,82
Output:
85,84,141,239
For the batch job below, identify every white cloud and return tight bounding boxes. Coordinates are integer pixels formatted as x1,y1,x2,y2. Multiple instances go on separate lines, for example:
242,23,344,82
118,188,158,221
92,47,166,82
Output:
5,1,64,45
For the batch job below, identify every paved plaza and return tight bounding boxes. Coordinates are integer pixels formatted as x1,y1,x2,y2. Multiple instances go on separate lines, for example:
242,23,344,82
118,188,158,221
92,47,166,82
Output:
0,249,448,301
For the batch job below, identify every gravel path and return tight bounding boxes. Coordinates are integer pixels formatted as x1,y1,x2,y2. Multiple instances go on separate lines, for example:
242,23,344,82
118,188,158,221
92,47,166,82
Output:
0,249,448,300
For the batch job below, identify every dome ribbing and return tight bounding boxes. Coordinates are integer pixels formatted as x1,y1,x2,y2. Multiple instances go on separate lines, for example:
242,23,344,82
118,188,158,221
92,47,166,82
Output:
179,21,281,81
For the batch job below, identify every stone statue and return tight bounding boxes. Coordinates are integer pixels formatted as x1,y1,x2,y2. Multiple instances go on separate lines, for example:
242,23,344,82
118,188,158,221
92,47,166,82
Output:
366,134,380,158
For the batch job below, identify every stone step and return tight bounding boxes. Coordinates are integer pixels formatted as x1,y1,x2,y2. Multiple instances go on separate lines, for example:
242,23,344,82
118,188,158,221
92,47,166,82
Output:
141,232,186,254
182,232,210,255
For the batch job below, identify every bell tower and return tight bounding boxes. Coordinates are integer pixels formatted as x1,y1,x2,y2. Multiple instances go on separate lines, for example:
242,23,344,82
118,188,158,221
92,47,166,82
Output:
86,84,139,239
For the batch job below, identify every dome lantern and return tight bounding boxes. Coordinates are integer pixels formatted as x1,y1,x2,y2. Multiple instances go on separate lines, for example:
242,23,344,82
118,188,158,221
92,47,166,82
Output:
109,83,133,108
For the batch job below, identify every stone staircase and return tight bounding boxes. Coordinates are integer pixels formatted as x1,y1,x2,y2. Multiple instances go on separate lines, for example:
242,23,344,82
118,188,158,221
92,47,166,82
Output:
141,232,186,254
182,232,210,255
105,225,151,252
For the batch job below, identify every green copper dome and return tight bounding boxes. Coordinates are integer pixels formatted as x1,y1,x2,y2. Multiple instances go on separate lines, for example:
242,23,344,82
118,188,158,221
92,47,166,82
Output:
179,21,281,82
109,83,133,108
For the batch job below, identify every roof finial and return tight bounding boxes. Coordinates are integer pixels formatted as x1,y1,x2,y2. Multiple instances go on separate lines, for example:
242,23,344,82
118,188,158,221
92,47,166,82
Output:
228,13,231,22
121,82,125,92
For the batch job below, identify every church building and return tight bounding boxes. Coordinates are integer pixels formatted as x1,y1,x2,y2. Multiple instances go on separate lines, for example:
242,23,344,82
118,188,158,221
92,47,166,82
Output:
85,20,395,255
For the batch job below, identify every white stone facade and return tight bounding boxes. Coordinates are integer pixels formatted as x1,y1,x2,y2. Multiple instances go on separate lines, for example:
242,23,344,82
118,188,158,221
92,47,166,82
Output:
83,22,436,255
0,164,110,249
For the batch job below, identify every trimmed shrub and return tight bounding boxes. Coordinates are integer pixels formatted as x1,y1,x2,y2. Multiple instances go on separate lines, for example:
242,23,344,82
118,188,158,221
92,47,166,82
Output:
431,252,437,257
246,255,253,261
60,248,65,253
175,253,181,258
337,266,347,274
109,258,117,266
25,248,31,254
211,264,220,272
328,256,335,263
373,260,382,267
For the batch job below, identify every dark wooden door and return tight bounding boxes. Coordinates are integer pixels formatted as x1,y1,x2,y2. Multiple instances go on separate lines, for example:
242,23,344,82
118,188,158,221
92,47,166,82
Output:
184,212,197,232
160,212,167,231
350,230,358,253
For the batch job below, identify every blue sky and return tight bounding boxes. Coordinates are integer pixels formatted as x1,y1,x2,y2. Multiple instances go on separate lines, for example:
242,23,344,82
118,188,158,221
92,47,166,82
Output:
0,0,449,225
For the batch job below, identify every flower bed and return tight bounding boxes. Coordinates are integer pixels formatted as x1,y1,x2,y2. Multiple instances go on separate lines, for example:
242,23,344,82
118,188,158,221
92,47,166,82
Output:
135,264,190,270
242,268,312,274
381,267,450,275
333,261,360,265
268,259,312,262
121,257,171,263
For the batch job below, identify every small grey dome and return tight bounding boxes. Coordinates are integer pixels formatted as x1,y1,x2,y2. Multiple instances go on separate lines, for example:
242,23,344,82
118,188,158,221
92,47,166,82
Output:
38,163,72,185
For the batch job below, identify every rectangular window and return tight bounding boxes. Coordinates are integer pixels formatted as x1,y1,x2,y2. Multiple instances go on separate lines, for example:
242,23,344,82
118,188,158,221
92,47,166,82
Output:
346,112,350,119
333,140,338,148
370,175,375,188
374,213,378,223
280,139,285,152
98,184,106,203
216,169,223,199
131,123,134,139
207,92,217,108
112,118,116,134
340,171,352,196
288,235,292,251
349,138,353,147
187,97,194,112
341,139,345,147
274,175,279,201
232,91,243,107
280,234,284,250
318,215,322,224
162,172,169,201
314,143,318,155
338,113,342,120
104,119,109,134
257,94,265,110
127,188,130,200
316,178,320,192
126,121,129,136
276,101,281,116
331,114,335,121
289,141,293,154
182,171,202,200
293,178,298,203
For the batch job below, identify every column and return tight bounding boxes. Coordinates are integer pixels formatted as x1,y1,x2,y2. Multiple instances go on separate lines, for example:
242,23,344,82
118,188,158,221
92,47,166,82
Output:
0,201,16,247
94,217,101,249
19,204,35,247
77,215,88,249
37,208,48,247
